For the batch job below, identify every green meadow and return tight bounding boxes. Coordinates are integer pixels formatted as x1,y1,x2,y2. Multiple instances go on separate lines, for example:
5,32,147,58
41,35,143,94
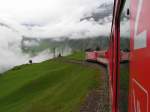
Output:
0,52,101,112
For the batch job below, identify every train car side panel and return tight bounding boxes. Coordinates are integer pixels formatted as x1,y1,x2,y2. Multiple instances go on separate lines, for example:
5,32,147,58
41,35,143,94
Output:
129,0,150,111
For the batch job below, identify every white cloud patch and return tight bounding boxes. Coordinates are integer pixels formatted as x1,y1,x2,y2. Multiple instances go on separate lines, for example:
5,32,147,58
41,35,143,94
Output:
0,26,28,72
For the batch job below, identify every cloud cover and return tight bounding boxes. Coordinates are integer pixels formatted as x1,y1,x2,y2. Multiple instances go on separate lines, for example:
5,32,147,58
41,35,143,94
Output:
0,0,113,38
0,0,113,72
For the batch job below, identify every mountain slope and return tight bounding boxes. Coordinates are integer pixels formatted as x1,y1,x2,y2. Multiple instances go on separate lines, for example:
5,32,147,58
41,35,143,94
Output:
0,53,101,112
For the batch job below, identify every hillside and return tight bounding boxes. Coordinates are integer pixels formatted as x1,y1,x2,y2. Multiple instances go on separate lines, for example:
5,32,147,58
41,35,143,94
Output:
21,36,110,56
0,52,101,112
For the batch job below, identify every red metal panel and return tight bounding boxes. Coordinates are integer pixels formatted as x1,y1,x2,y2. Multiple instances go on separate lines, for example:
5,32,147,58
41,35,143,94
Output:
129,0,150,111
86,51,98,61
96,50,109,64
109,0,121,111
108,25,120,112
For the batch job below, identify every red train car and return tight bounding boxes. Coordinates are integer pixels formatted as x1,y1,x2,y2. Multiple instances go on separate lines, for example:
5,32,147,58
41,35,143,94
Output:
109,0,150,112
85,51,98,61
86,0,150,111
85,49,129,64
85,50,109,64
97,50,109,64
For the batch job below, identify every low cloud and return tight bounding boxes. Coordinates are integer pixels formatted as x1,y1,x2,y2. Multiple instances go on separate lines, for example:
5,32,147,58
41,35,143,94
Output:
0,0,113,72
0,0,113,38
25,19,112,39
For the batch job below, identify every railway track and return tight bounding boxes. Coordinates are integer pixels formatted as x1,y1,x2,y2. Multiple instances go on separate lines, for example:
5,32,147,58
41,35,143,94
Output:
58,57,110,112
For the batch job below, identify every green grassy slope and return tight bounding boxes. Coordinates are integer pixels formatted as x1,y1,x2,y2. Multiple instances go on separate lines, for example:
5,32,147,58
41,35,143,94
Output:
0,52,100,112
66,51,85,60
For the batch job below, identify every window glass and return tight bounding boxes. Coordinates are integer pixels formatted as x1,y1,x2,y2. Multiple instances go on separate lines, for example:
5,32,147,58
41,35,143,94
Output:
119,0,130,112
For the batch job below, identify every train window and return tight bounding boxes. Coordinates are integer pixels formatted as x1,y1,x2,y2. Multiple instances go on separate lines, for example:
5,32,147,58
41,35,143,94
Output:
119,0,130,112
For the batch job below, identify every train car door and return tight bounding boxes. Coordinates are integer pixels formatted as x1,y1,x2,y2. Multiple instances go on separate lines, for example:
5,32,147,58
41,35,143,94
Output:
109,26,119,112
109,0,121,110
129,0,150,112
110,0,130,111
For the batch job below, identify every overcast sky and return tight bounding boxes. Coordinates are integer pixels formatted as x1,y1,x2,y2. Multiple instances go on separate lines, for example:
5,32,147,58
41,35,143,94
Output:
0,0,113,38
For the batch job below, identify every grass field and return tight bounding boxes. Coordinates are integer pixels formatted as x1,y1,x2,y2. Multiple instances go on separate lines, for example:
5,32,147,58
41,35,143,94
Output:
0,52,101,112
67,51,85,60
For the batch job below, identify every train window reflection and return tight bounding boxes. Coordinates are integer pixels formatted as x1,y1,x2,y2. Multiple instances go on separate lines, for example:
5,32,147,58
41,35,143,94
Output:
119,0,130,112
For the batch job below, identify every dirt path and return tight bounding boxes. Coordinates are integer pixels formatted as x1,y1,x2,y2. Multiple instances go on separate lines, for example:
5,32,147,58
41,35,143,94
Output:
59,58,110,112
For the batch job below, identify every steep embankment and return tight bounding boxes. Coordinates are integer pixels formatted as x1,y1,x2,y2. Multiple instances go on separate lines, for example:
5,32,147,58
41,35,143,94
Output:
0,52,101,112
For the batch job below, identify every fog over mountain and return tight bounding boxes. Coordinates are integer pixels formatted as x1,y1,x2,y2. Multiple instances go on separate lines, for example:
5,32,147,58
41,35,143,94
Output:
0,0,114,73
81,3,113,22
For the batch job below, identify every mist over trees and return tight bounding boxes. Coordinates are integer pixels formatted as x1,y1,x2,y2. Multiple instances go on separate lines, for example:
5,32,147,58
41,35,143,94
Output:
21,36,108,54
21,36,130,56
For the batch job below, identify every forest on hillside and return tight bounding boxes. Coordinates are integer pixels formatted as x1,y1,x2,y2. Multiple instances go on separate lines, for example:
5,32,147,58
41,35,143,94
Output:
21,36,130,56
